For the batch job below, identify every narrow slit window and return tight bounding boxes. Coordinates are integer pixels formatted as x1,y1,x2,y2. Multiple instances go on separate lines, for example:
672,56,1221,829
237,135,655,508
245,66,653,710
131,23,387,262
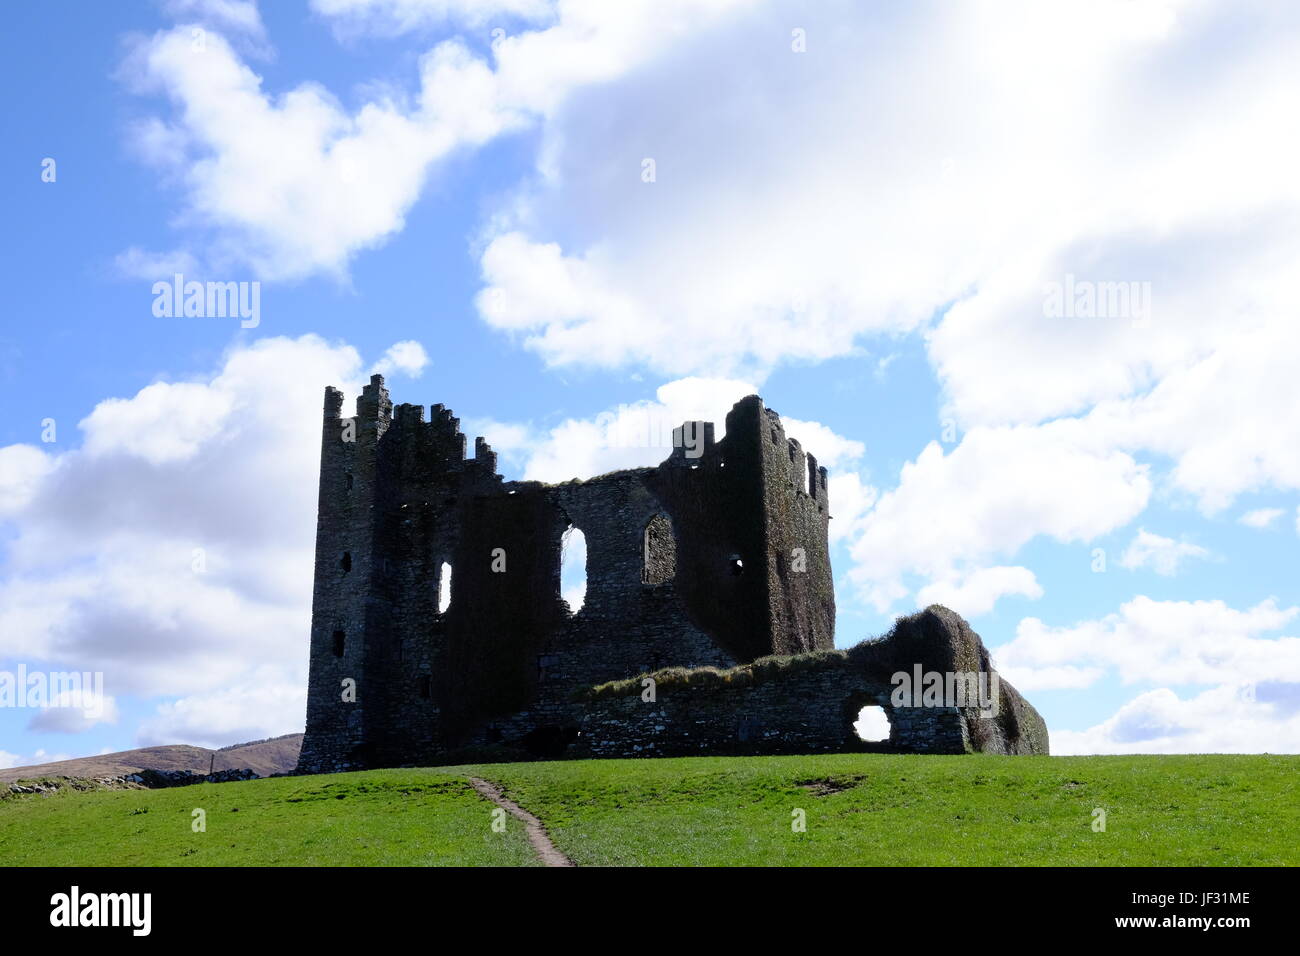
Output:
560,525,587,613
438,561,452,614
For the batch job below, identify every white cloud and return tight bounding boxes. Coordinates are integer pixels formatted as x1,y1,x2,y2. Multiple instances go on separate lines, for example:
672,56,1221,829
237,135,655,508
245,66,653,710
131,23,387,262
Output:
462,0,1300,594
1052,682,1300,755
79,381,237,465
470,375,858,485
826,472,877,546
1239,507,1284,529
777,417,864,471
916,566,1044,619
841,423,1150,612
123,1,748,280
1118,528,1210,576
995,596,1300,692
135,666,305,748
473,2,1300,383
514,383,754,483
162,0,266,40
459,417,534,472
0,749,75,771
311,0,554,35
0,335,372,741
120,27,526,279
26,690,120,734
114,246,200,279
0,446,55,520
370,340,430,378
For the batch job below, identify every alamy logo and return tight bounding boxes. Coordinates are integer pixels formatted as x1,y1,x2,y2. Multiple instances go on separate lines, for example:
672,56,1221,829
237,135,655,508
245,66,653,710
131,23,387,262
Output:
890,666,999,717
151,273,260,328
591,406,708,458
1043,273,1151,326
49,886,151,936
0,666,105,718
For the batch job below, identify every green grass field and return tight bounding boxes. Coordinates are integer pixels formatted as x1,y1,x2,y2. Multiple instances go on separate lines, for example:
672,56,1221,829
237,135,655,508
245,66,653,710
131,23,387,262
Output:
2,753,1295,866
0,771,539,867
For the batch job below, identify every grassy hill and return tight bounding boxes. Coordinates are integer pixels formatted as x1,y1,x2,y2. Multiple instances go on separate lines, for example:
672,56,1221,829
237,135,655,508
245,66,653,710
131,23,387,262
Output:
0,733,302,784
1,753,1295,866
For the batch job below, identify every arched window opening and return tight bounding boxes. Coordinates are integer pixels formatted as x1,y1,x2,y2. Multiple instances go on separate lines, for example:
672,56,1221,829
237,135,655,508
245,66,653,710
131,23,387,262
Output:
331,630,345,658
854,705,891,743
438,561,452,614
642,514,676,585
560,525,587,614
340,551,352,572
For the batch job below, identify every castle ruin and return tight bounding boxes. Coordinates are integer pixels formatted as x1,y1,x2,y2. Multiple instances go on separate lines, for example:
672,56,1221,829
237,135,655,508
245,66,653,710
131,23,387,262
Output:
297,376,1047,773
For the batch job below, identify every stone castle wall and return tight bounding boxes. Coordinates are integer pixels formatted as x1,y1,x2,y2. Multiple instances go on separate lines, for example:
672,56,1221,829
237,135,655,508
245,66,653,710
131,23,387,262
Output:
574,605,1049,759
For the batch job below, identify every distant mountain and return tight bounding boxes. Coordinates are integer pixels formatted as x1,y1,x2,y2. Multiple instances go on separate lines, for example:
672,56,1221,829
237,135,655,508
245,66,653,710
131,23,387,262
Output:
0,733,302,783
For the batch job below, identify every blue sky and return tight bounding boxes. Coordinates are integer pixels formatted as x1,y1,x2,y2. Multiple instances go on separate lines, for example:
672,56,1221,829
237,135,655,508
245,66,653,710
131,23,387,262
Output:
2,0,1299,766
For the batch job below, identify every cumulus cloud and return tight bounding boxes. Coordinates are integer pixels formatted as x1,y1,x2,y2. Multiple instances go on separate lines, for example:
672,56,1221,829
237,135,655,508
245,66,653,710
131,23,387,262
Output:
995,596,1300,692
0,335,422,744
26,690,120,734
1118,528,1210,576
0,749,73,771
119,27,525,279
311,0,554,35
114,246,201,279
825,472,877,547
162,0,266,40
1240,507,1284,529
122,0,746,279
840,423,1151,612
0,446,56,519
470,375,859,484
475,2,1300,383
1052,682,1300,755
460,0,1300,610
370,340,430,378
916,566,1044,619
135,666,305,748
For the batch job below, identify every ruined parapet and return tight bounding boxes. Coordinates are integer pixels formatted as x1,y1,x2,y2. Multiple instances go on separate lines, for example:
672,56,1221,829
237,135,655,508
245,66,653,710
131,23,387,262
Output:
473,436,497,475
